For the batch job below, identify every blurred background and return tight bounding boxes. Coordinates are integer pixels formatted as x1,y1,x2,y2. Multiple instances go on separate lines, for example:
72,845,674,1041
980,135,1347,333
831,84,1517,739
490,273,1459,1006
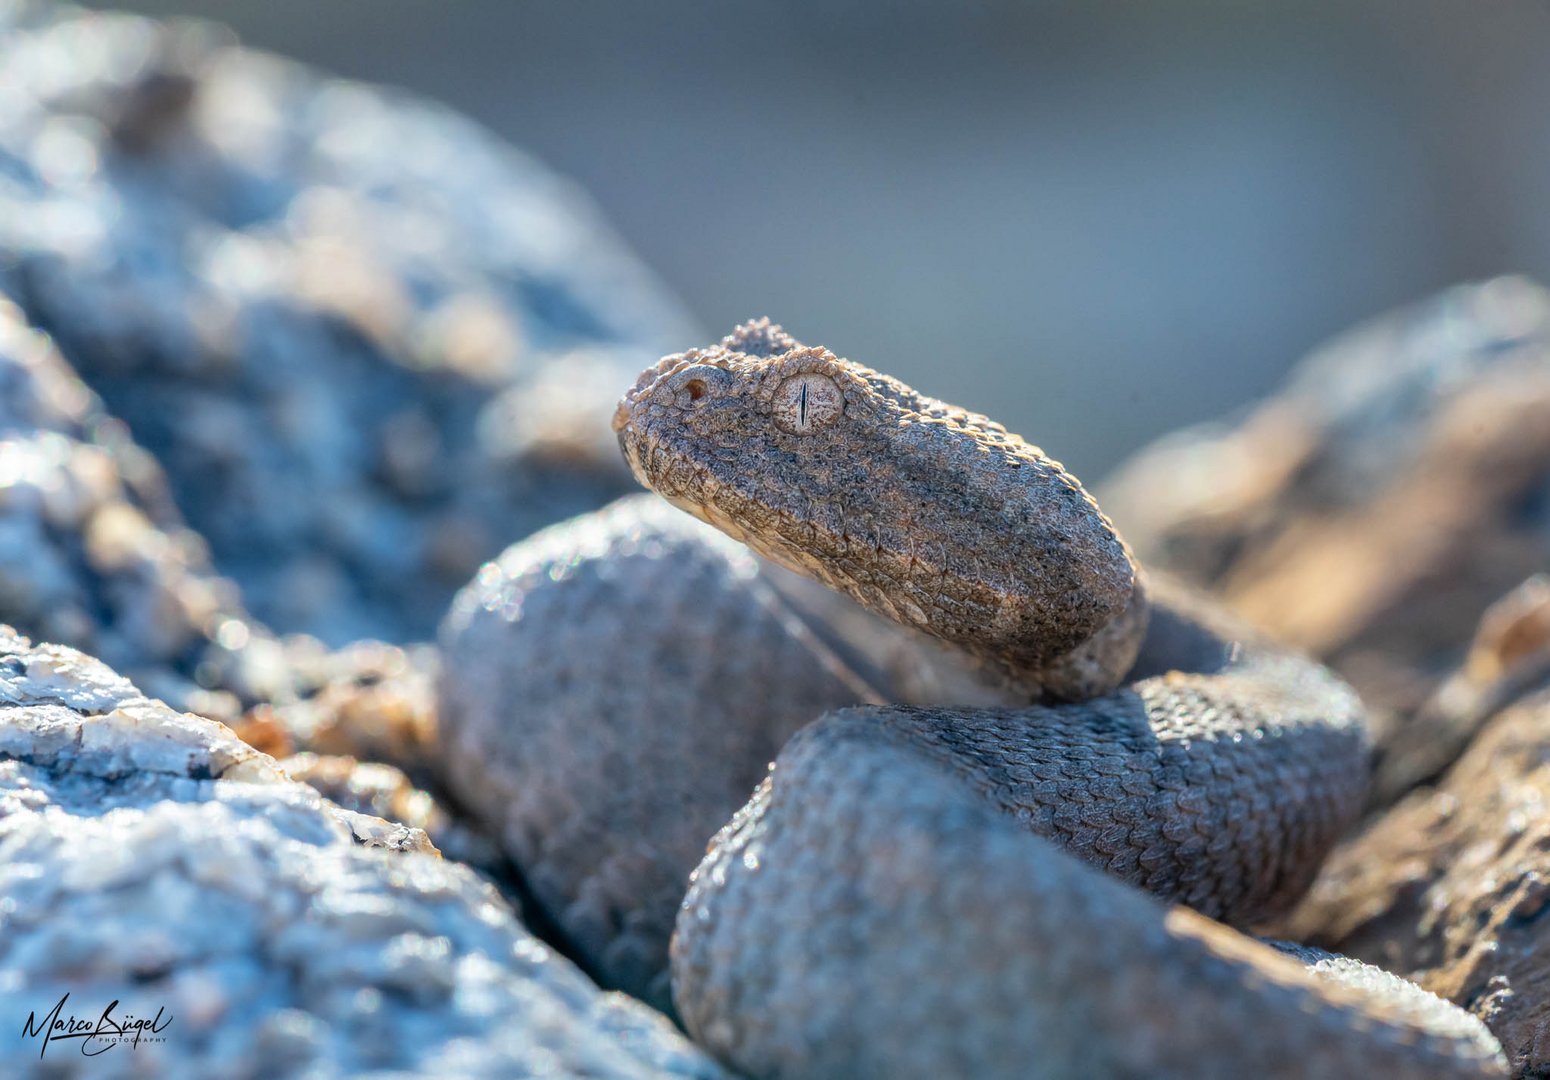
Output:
77,0,1550,477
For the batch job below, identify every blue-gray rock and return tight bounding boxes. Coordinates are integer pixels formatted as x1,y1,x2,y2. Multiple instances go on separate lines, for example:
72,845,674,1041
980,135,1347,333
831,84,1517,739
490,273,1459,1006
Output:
0,2,699,646
0,292,289,715
0,627,723,1079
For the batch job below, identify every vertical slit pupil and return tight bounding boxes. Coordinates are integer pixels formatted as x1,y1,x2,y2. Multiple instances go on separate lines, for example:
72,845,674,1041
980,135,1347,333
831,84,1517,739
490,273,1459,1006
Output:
799,380,808,426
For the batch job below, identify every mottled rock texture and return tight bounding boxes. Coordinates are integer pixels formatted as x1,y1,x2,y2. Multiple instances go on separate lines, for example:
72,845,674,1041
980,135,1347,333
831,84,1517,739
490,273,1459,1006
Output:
0,627,722,1079
241,639,439,781
0,1,699,917
0,2,696,646
1103,276,1550,802
0,293,448,747
1283,577,1550,1078
0,292,293,715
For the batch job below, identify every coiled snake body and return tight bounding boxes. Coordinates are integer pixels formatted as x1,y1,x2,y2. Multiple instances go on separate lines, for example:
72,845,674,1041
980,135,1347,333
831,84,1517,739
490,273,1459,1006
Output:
606,321,1507,1078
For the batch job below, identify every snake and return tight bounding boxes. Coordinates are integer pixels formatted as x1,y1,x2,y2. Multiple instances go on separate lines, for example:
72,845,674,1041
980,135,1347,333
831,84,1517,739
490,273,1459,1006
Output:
604,319,1509,1079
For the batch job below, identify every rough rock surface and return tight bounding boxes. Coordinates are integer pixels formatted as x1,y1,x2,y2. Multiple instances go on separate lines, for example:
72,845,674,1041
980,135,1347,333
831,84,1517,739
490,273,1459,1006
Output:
0,291,458,748
0,626,722,1078
0,291,298,716
1102,276,1550,793
1282,577,1550,1078
274,751,509,883
0,2,697,646
240,639,440,781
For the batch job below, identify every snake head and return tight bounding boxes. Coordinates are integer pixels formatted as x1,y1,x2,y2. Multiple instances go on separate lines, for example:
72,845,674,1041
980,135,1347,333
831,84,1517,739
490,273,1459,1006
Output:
614,321,882,525
615,320,1143,694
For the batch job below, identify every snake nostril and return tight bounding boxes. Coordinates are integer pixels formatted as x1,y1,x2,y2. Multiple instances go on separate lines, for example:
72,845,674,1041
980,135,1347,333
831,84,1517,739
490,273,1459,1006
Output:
685,379,707,402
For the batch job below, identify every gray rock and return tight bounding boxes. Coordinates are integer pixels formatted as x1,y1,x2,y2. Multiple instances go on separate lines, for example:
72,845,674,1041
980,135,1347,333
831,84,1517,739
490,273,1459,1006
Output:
0,626,723,1079
0,293,294,716
0,2,699,646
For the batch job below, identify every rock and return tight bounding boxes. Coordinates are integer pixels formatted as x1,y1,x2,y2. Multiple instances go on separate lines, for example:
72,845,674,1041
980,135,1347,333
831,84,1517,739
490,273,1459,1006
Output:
0,292,450,730
240,638,440,780
277,750,510,885
0,9,737,1036
0,292,301,714
0,2,699,646
1366,576,1550,806
234,640,522,878
0,625,723,1078
1279,577,1550,1077
1102,277,1550,798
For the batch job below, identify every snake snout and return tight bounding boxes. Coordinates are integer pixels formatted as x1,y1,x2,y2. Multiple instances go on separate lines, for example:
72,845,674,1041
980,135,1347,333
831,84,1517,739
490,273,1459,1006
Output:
617,363,735,432
610,397,634,436
614,357,677,434
659,363,733,405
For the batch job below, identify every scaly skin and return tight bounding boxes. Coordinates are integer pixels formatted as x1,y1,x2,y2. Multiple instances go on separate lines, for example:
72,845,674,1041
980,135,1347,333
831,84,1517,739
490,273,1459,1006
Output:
612,321,1508,1079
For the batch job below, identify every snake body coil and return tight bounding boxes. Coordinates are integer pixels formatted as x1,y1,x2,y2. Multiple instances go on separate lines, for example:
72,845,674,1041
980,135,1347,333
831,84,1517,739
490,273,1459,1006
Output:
605,321,1507,1078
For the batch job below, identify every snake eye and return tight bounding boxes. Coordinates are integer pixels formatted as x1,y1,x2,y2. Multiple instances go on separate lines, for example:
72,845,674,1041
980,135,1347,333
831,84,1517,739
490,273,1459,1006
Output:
773,373,844,434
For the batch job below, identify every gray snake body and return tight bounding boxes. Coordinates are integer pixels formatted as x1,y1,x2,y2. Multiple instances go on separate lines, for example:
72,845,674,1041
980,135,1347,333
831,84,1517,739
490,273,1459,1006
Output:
603,321,1507,1077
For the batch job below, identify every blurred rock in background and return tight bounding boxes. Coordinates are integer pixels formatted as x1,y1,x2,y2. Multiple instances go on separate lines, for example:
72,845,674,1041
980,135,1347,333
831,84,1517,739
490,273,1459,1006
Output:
0,5,710,886
0,291,298,714
0,3,697,647
1102,277,1550,804
76,0,1550,483
0,13,722,1059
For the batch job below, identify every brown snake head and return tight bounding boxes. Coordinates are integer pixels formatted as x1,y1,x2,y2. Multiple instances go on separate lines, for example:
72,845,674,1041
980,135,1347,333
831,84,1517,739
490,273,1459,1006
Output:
614,318,1146,696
